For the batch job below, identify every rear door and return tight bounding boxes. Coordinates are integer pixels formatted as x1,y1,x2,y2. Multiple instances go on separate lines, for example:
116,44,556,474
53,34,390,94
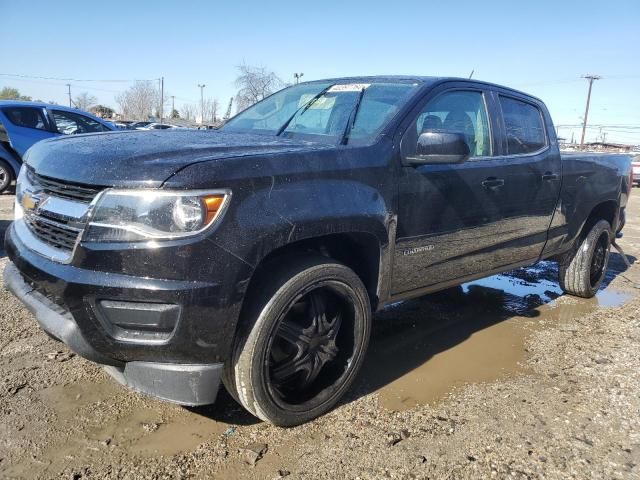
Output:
486,92,562,267
0,106,53,157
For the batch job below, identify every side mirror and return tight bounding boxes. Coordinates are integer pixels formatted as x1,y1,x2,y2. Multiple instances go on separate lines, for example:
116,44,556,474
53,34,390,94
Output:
405,131,470,165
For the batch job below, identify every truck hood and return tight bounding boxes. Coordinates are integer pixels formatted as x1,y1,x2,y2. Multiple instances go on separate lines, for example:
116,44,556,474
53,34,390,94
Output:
25,130,332,187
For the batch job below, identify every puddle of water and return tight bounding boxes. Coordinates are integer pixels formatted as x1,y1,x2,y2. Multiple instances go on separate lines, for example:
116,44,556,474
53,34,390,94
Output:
39,381,120,415
595,288,631,307
6,388,227,477
126,411,225,457
374,315,530,410
366,263,632,411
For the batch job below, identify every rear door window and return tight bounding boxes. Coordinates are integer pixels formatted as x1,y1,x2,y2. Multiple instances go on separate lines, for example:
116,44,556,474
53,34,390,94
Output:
2,107,48,131
51,110,110,134
499,96,546,155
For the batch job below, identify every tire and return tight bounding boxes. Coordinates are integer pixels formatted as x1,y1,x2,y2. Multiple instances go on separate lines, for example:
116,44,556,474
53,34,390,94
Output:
224,256,371,426
559,219,612,298
0,161,12,194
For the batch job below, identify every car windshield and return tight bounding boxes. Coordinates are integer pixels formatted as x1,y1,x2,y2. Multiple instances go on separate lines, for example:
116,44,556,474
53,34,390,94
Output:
221,81,419,144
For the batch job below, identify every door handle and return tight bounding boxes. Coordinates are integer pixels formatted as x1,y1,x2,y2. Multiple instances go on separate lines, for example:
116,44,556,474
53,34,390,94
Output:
542,172,559,181
482,177,505,189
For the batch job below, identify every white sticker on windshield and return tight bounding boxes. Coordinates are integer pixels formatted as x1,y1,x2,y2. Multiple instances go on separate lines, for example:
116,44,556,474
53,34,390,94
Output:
327,83,371,93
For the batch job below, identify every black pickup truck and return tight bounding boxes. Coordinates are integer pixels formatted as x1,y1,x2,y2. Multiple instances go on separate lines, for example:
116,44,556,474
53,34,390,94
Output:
3,77,632,426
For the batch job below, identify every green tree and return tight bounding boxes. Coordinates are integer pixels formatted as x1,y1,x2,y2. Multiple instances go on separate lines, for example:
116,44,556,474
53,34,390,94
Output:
90,105,115,118
0,86,32,101
170,109,180,119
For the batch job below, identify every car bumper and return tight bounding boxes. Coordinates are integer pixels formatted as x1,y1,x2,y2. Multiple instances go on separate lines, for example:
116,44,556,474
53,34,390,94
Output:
3,260,224,406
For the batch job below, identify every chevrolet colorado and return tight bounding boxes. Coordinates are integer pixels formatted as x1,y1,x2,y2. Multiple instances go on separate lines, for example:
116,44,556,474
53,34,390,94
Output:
3,77,632,426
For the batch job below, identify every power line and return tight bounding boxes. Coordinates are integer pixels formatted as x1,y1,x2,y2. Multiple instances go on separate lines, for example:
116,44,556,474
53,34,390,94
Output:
556,124,640,130
0,73,154,83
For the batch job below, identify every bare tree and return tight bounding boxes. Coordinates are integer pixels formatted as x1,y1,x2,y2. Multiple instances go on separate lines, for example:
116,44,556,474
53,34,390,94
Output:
115,81,159,120
180,103,197,121
202,98,221,124
73,92,97,111
234,64,283,112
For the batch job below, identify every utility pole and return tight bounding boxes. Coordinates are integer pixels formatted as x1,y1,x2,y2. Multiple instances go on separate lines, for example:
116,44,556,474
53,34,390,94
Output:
580,74,601,146
198,84,206,125
66,84,72,107
224,97,233,120
294,72,304,84
159,77,164,125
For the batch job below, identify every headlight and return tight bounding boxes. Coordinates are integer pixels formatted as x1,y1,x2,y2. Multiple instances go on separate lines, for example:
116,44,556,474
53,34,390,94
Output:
84,189,230,242
14,165,28,220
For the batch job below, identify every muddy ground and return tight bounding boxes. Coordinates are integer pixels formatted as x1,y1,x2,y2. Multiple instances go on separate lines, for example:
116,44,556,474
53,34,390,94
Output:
0,189,639,479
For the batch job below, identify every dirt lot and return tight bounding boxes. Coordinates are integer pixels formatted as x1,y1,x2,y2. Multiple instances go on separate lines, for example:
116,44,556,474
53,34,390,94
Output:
0,189,639,479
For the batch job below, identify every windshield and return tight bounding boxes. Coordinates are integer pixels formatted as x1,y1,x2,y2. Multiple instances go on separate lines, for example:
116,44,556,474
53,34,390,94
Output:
222,81,418,144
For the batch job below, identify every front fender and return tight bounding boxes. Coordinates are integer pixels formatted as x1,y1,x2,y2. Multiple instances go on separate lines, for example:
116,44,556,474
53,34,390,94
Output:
229,178,391,265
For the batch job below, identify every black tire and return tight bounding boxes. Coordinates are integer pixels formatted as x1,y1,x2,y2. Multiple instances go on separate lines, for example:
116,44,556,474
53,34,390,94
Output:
0,161,12,194
224,256,371,426
559,219,611,298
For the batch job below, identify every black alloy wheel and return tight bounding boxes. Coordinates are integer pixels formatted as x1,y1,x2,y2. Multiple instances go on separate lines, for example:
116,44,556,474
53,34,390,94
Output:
266,283,356,410
589,231,609,288
224,257,371,426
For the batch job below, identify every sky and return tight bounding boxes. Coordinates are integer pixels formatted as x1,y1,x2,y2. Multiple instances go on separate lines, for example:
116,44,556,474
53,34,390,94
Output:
1,0,639,144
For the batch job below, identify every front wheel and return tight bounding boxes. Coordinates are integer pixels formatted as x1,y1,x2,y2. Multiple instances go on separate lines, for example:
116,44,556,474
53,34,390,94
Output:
224,256,371,426
559,219,611,298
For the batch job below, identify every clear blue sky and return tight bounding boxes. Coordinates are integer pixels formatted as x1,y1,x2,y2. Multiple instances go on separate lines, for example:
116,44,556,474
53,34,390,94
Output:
1,0,639,143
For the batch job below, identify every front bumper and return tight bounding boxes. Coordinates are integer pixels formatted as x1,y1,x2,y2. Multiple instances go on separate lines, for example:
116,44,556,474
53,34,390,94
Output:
3,261,224,406
4,221,249,364
3,218,255,406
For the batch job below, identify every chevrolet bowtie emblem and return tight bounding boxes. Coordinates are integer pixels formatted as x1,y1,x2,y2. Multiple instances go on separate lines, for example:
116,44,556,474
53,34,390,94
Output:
21,190,42,211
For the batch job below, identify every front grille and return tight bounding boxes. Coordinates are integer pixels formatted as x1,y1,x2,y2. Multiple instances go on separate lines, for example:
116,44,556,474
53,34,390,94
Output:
28,169,101,203
20,169,103,257
24,214,81,251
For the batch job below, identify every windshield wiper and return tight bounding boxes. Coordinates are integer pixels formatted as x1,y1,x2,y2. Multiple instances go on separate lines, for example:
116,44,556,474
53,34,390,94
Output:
276,84,334,136
340,87,366,145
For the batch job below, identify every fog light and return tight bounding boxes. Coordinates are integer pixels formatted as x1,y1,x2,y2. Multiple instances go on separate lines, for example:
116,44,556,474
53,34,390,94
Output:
94,300,180,343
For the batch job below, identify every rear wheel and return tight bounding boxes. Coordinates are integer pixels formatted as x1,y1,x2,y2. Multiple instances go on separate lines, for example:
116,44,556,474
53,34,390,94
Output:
0,161,12,194
224,256,371,426
559,219,611,298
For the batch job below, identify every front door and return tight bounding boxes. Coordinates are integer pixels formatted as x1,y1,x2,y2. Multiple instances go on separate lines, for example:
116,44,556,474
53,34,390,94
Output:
392,88,507,295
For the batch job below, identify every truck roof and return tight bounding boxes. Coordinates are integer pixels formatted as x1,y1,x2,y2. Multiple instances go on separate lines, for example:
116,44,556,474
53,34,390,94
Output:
303,75,543,104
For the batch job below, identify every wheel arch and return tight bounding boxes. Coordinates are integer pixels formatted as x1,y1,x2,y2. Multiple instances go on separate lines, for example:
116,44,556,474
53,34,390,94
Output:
245,231,383,312
582,200,618,238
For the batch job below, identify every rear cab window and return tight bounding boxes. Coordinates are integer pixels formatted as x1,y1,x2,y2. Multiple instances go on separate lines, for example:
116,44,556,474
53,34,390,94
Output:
499,96,547,155
2,107,48,131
